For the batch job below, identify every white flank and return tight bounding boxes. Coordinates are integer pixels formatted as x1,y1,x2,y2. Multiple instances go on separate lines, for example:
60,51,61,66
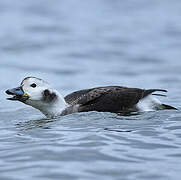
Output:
136,95,162,111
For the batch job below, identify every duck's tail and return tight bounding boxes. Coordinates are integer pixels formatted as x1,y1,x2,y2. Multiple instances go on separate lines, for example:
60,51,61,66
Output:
143,89,177,110
161,104,177,110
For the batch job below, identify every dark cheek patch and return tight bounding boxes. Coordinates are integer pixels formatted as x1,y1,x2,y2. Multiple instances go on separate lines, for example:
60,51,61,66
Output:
43,89,57,103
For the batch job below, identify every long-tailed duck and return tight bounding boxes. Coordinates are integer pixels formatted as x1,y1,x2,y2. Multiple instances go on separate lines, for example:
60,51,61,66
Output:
6,77,177,118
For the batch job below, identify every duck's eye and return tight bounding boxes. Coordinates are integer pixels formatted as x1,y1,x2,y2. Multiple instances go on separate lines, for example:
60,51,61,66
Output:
30,83,37,88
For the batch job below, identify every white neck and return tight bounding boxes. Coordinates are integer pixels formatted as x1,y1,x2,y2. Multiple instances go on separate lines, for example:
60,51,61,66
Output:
41,95,68,118
26,92,69,118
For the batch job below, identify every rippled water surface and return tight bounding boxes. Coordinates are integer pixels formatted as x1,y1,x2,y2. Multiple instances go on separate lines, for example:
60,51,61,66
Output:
1,0,181,179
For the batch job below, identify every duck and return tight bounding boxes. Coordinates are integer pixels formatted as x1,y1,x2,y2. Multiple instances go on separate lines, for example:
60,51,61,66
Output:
5,77,177,118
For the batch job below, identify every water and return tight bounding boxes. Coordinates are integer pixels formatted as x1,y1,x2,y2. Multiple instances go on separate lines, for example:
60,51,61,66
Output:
1,0,181,179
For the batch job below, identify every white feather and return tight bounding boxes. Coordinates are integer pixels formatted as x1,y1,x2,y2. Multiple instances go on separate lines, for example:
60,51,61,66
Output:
21,77,68,118
136,95,162,111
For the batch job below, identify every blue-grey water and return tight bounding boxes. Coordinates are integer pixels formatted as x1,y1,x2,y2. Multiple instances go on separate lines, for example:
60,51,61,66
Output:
1,0,181,179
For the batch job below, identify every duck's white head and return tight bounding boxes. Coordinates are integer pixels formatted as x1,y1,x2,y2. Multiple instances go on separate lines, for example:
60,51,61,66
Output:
6,77,68,118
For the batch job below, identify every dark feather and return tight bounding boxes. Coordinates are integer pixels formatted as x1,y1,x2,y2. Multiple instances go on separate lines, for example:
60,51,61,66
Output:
64,88,92,105
64,86,176,114
43,89,57,103
142,89,167,98
65,86,141,113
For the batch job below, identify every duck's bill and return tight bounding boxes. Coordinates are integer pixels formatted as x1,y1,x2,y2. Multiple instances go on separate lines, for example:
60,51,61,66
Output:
6,86,29,102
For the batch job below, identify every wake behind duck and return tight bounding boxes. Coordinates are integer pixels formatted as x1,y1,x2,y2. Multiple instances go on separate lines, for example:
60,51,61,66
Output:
6,77,177,118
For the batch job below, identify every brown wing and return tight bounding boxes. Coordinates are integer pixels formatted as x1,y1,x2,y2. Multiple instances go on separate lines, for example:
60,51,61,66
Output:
77,87,144,113
65,86,167,113
64,88,93,105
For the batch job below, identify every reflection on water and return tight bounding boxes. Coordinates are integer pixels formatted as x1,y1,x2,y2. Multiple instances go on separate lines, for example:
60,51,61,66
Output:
16,118,55,131
1,0,181,180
